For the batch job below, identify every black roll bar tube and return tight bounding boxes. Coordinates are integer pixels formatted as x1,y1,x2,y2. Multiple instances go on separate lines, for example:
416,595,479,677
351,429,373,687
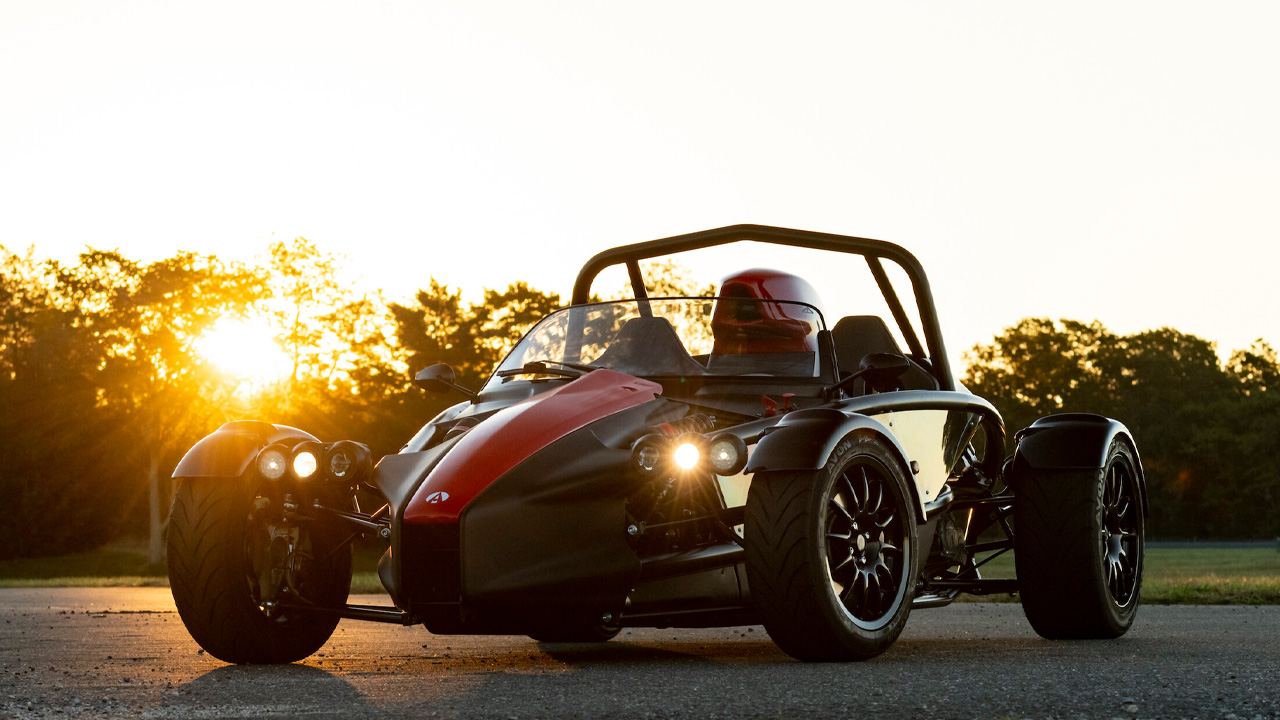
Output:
570,224,955,391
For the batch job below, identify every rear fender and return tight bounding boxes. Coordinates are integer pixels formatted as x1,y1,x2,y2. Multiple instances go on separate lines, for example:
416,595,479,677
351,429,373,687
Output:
1011,413,1148,516
172,420,320,479
746,407,925,522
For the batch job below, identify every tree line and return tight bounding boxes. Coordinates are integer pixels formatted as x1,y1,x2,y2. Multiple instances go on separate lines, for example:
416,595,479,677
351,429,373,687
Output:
963,318,1279,540
1,241,1276,560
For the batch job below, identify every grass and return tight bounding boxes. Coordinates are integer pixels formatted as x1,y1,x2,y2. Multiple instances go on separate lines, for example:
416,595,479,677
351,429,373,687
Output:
958,547,1280,605
4,544,1279,604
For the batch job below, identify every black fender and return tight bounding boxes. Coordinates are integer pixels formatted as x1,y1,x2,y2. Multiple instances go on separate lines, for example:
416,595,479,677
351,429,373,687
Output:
172,420,319,479
746,407,925,522
1011,413,1148,516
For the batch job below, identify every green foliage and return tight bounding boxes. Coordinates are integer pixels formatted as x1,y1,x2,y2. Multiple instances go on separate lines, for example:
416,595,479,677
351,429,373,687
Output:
7,239,1277,559
0,239,567,557
965,318,1280,538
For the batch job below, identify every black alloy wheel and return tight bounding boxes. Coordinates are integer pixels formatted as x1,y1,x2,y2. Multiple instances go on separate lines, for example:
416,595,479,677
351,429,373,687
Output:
1102,457,1141,607
825,462,909,628
746,433,916,661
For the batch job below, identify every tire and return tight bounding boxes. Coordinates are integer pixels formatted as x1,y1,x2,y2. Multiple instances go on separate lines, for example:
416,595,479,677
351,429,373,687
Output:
745,434,916,661
167,478,352,664
1014,439,1144,639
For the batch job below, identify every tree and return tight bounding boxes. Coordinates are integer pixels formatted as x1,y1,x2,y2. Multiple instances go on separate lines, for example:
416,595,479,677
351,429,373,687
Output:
964,318,1280,538
80,250,267,565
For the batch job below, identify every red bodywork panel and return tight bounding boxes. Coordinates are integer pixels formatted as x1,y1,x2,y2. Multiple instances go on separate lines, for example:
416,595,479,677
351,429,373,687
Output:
403,369,661,524
712,268,825,355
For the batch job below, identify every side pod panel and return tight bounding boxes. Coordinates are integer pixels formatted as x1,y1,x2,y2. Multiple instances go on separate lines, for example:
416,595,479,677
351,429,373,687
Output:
1011,413,1148,516
172,420,319,479
746,407,924,520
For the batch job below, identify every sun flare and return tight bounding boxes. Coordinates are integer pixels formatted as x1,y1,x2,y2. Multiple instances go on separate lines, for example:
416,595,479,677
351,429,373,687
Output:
197,317,291,383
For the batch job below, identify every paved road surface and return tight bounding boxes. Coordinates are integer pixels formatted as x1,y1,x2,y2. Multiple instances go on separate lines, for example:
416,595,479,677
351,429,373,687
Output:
1,589,1277,719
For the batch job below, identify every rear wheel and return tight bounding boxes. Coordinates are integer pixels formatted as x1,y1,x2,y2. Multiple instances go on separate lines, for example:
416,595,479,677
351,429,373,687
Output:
1014,440,1144,638
745,434,916,661
167,478,352,663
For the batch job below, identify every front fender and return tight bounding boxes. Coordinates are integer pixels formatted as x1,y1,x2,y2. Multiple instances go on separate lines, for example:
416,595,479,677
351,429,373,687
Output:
746,407,923,521
172,420,319,479
1012,413,1148,516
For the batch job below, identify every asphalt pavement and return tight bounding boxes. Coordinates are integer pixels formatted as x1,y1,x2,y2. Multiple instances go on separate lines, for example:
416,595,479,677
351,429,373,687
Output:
1,588,1277,719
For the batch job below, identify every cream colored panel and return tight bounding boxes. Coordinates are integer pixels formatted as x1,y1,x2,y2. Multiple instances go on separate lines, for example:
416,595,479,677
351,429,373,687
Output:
718,469,751,509
874,409,950,505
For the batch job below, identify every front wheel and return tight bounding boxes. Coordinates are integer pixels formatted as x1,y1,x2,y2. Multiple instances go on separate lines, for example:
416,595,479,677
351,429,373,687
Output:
1014,439,1145,639
745,434,917,661
167,478,352,663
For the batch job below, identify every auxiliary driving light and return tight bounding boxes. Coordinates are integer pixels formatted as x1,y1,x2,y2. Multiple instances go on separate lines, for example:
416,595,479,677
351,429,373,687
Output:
707,433,748,476
289,441,325,481
325,440,373,485
673,440,701,470
630,433,670,477
257,444,289,480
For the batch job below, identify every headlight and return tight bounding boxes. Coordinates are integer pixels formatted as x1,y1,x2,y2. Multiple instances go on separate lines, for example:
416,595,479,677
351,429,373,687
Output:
325,440,373,485
707,433,748,476
257,444,289,480
289,441,325,481
673,441,701,470
630,434,670,477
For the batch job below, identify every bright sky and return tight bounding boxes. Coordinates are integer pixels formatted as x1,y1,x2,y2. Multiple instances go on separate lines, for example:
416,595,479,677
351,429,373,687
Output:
3,2,1277,371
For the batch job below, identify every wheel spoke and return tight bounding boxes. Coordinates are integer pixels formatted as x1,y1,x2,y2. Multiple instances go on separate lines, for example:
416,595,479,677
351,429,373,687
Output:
858,468,870,512
829,497,854,524
866,570,882,616
879,542,901,557
875,511,895,529
831,552,855,576
841,571,863,603
840,474,859,510
868,481,883,515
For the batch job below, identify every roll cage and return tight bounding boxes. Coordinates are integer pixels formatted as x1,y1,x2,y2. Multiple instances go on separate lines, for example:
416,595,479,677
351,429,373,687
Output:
571,224,955,392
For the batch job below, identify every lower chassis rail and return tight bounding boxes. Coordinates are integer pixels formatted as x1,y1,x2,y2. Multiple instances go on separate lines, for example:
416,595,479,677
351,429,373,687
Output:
283,601,418,625
923,578,1019,595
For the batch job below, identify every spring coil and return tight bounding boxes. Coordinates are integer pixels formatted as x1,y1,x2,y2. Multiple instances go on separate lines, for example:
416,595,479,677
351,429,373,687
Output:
650,413,714,438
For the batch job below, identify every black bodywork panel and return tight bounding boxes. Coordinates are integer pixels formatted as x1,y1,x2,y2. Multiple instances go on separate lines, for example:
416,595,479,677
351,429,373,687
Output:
172,420,318,479
1011,413,1148,516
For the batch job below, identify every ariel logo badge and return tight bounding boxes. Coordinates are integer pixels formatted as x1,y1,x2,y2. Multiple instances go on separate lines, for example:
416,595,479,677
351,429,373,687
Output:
425,491,450,504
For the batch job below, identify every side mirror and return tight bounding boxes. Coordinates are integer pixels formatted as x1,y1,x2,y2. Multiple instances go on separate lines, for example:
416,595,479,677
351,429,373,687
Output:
414,363,476,400
828,352,912,398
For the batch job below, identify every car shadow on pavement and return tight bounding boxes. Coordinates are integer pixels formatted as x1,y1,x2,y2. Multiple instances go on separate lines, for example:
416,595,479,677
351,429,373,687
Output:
163,663,393,719
530,638,788,665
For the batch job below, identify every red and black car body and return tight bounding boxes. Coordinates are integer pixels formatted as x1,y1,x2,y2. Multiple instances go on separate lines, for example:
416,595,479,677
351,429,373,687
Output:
168,225,1149,663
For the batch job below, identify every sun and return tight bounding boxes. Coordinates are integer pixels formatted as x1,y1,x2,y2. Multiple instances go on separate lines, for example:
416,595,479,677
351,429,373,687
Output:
197,316,292,383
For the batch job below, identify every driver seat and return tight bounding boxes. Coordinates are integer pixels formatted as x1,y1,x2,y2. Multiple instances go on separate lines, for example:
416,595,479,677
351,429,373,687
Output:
831,315,937,392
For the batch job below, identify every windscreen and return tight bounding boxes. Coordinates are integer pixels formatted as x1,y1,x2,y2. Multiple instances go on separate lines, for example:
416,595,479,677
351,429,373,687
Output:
487,298,827,387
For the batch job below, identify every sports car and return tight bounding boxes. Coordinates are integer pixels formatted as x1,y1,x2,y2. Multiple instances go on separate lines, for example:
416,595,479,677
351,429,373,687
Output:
167,224,1146,663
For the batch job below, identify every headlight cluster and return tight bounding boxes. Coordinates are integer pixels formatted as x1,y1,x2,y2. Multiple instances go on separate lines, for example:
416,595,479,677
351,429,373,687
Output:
256,440,372,486
629,431,748,478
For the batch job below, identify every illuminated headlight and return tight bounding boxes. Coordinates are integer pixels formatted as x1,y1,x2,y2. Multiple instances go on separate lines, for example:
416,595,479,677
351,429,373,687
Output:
257,445,288,480
673,441,701,470
293,451,318,479
707,433,748,476
289,441,324,481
